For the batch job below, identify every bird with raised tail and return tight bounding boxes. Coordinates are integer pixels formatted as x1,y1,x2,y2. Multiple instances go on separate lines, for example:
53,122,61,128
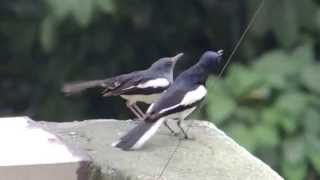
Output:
62,53,184,119
113,50,223,150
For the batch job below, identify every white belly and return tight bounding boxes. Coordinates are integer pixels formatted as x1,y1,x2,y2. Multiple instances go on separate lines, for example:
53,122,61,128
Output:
121,93,162,105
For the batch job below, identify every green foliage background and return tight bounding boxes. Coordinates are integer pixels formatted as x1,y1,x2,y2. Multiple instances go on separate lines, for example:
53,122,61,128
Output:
1,0,320,179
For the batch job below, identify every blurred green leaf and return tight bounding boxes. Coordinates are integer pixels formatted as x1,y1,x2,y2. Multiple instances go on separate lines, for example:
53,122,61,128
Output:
253,50,293,89
95,0,114,13
261,107,282,126
303,109,320,136
233,107,258,124
247,0,274,37
301,64,320,94
0,21,37,54
283,137,306,164
271,0,299,48
225,65,263,97
258,148,280,169
40,17,57,52
262,106,297,134
71,0,93,27
244,86,271,101
291,42,314,67
310,95,320,109
225,124,256,151
281,160,307,180
207,37,320,178
281,136,307,180
47,0,93,27
292,0,318,30
254,49,304,76
280,116,299,134
252,124,279,148
275,92,310,116
306,136,320,173
206,77,236,124
316,10,320,31
47,0,73,19
274,92,309,133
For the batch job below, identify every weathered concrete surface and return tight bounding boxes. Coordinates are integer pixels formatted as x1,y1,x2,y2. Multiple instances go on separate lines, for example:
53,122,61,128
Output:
42,119,284,180
0,117,92,180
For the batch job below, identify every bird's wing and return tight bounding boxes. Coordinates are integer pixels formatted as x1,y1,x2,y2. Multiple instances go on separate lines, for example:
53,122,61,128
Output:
145,83,207,122
101,71,143,95
103,71,170,96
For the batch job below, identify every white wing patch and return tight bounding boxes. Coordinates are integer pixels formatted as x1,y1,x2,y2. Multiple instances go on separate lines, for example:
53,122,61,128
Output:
159,85,207,114
122,78,170,91
137,78,170,88
180,85,207,105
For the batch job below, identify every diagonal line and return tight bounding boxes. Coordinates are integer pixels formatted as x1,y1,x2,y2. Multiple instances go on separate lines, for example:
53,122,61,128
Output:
157,0,265,179
218,0,265,78
156,139,183,179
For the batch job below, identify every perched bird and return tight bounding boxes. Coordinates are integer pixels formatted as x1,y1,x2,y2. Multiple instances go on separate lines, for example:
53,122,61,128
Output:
113,50,223,150
62,53,184,119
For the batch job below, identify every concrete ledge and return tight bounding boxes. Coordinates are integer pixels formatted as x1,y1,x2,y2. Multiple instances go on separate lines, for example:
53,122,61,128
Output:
0,117,92,180
40,119,283,180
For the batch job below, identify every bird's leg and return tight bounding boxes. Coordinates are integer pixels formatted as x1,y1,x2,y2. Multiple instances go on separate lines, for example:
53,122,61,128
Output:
164,120,178,135
126,102,143,120
177,120,189,139
132,103,146,118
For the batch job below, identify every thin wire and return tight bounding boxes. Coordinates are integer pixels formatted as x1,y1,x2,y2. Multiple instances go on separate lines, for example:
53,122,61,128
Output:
157,0,265,179
156,136,183,180
218,0,265,78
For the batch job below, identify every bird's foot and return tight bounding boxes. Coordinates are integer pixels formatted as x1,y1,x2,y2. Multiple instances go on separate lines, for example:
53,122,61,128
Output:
180,135,195,141
172,132,179,136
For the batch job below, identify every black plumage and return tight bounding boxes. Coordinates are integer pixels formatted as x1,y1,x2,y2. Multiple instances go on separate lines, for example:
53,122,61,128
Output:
113,50,223,150
62,53,183,119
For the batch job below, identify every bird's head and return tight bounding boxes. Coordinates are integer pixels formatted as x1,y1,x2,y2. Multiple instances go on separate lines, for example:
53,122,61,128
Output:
149,53,184,72
198,50,223,69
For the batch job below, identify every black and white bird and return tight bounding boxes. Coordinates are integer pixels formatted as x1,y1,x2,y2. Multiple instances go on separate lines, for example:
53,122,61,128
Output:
62,53,184,119
113,50,223,150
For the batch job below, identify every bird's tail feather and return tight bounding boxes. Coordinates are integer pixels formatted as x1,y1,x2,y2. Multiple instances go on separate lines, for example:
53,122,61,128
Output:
113,118,165,150
62,79,111,95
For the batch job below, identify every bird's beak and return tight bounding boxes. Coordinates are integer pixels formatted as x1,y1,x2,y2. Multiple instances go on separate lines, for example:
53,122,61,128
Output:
171,53,184,63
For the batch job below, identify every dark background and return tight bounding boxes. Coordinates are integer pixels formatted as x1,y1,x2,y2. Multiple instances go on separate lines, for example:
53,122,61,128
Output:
1,0,320,179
